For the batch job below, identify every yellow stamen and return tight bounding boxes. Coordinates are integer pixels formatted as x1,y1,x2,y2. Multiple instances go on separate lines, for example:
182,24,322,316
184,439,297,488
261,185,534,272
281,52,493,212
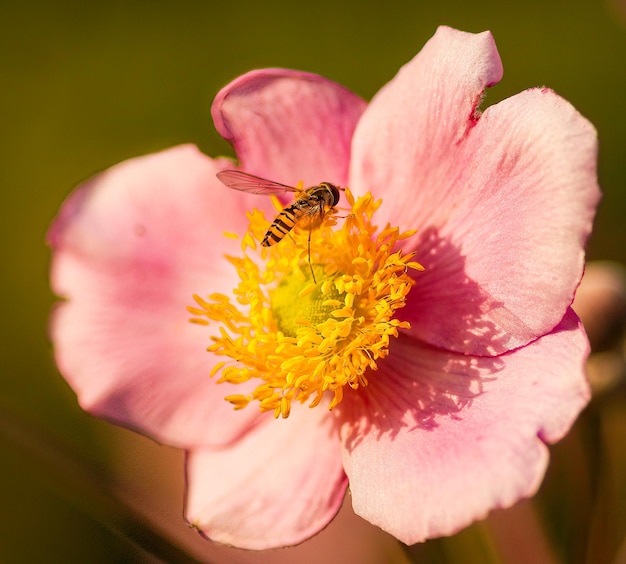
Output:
189,189,423,418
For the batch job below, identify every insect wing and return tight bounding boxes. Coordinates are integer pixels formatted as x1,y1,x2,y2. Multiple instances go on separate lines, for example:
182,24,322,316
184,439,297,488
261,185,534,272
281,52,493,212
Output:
216,170,299,195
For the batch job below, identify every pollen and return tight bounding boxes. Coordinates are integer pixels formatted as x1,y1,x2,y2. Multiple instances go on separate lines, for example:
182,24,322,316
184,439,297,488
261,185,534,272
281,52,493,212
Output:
188,189,423,418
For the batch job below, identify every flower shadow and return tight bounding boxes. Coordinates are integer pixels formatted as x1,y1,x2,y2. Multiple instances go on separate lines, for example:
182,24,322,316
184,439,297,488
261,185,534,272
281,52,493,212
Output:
407,226,531,356
339,342,504,451
340,227,510,450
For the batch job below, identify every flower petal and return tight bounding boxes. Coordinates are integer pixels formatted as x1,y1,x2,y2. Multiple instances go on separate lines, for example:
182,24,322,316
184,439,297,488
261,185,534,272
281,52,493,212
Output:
350,26,502,203
339,309,589,545
185,407,347,550
49,145,266,448
212,69,367,187
350,27,599,354
403,89,599,354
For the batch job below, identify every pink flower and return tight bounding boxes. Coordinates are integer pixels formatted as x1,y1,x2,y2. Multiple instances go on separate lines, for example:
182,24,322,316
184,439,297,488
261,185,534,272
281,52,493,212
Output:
48,26,600,549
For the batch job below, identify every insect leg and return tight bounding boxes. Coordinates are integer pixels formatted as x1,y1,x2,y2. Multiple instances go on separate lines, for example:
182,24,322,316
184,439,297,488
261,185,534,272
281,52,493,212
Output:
307,230,316,283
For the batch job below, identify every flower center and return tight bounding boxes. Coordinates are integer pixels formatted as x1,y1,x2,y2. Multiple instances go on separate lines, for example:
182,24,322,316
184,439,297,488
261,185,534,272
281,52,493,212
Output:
271,265,343,337
188,189,423,418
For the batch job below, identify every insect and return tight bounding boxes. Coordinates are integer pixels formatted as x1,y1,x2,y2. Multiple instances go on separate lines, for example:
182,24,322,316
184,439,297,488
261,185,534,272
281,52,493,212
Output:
216,170,342,282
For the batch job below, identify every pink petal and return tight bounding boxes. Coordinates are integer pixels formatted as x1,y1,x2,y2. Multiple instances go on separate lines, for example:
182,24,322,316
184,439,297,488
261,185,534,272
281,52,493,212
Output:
212,69,367,187
403,89,599,355
49,145,266,448
350,26,503,204
339,309,589,545
185,407,347,550
351,27,599,355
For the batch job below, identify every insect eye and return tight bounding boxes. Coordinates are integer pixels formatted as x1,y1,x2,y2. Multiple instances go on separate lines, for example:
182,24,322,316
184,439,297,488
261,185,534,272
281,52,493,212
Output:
327,184,340,206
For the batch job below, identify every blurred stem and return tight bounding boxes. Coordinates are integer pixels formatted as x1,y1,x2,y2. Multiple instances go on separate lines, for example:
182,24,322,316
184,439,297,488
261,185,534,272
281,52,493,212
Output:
404,520,501,563
485,501,558,564
0,401,197,563
585,387,626,564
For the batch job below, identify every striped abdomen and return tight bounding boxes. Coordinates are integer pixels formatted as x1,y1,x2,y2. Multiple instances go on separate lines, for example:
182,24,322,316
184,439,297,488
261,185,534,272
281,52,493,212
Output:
261,201,311,246
261,183,340,247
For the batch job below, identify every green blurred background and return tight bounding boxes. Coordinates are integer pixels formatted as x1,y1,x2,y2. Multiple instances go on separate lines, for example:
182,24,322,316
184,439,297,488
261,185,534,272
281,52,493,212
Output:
2,0,625,562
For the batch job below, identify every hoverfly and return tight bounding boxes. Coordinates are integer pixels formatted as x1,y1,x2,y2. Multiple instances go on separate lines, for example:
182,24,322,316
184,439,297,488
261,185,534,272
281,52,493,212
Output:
216,170,342,283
